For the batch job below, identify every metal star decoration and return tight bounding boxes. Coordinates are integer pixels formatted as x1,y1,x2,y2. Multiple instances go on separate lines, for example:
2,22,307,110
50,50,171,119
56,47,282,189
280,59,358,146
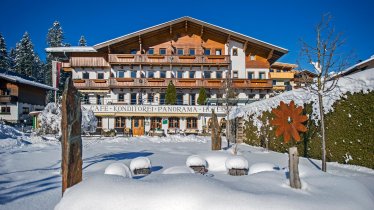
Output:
271,101,308,143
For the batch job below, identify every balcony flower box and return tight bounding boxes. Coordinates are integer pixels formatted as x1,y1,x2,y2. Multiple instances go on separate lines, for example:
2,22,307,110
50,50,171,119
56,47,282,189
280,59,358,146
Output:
147,79,165,82
147,55,165,59
94,79,107,83
73,79,85,83
116,78,134,82
178,55,196,59
117,55,134,59
207,55,226,59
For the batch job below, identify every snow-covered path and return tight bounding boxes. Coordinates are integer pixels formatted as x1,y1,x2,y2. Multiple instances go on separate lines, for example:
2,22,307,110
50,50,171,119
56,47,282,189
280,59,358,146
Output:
1,136,373,210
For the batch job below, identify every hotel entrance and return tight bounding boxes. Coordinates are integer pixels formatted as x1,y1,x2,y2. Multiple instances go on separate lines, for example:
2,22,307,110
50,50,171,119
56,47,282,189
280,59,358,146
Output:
132,117,145,136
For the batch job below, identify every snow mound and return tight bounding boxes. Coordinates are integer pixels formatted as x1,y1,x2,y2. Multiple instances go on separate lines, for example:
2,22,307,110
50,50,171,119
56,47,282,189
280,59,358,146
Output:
37,103,61,136
55,173,374,210
249,163,278,175
200,152,232,172
0,123,23,139
225,156,248,170
186,155,207,167
104,162,132,178
130,157,152,171
162,166,194,174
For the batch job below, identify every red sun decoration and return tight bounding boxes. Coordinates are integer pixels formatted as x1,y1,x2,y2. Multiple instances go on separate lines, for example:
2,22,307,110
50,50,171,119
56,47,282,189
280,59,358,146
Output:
271,101,308,143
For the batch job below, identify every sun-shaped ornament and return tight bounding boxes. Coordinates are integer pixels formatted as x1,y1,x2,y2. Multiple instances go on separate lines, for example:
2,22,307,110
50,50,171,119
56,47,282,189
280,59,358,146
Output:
271,101,308,143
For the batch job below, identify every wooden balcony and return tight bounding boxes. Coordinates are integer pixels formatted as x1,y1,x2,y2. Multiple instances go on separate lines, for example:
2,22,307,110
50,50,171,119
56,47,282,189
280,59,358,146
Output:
0,95,18,103
70,56,110,67
269,72,294,79
108,54,230,65
73,79,109,89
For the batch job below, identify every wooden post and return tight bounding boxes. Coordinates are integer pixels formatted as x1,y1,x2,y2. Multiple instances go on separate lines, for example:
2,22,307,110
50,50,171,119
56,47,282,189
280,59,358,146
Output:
211,110,221,150
61,77,82,195
289,147,301,189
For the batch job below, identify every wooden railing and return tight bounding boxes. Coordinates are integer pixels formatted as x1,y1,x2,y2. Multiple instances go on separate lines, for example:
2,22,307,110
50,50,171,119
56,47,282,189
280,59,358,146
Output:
73,78,272,89
0,95,18,103
70,56,110,67
108,54,230,65
269,72,294,79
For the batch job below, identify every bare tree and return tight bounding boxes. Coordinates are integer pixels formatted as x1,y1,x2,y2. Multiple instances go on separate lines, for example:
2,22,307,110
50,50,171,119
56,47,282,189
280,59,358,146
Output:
300,14,350,172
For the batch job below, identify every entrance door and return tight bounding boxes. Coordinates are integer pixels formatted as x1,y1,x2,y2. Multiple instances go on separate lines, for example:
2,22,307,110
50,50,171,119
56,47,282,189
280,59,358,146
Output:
132,117,145,136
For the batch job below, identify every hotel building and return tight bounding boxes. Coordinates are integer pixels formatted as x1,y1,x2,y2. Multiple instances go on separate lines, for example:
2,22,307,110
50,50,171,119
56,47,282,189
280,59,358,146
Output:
46,17,289,136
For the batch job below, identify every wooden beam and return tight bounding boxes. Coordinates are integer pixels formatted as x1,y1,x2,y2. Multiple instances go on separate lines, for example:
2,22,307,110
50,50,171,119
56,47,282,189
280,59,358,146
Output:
185,21,188,32
243,41,248,52
169,25,172,35
139,36,142,54
226,35,231,44
267,49,274,60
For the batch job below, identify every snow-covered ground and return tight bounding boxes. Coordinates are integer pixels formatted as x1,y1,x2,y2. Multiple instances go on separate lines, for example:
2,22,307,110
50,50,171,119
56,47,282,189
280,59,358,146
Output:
0,131,373,209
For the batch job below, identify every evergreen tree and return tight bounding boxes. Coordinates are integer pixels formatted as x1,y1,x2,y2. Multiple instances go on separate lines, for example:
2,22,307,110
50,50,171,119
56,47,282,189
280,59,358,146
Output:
78,35,87,46
47,21,64,48
165,81,177,105
14,32,36,77
197,87,207,105
34,54,45,83
8,48,16,70
0,33,9,69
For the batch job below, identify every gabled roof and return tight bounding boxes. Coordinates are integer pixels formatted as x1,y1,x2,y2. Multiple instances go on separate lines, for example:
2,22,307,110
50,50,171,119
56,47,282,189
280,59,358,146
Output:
0,69,57,91
93,16,288,54
45,46,96,53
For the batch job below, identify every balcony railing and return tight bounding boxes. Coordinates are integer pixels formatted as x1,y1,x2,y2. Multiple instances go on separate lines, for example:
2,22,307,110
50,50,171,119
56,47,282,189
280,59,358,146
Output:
269,72,294,79
108,54,230,65
0,95,18,103
73,78,272,89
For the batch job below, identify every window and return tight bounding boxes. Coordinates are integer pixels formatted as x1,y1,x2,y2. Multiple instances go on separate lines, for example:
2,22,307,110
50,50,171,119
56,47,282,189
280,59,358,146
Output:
118,71,125,78
83,94,90,104
148,48,154,55
189,71,195,78
250,55,256,61
247,72,254,79
259,72,266,79
204,48,211,55
232,48,238,56
118,93,124,102
160,93,165,105
130,49,137,54
273,80,277,85
1,107,10,114
285,81,290,86
159,48,166,55
168,117,180,128
269,69,274,72
216,72,222,79
277,69,281,73
190,94,195,105
204,71,211,79
177,94,183,105
97,95,103,105
131,93,137,105
22,107,29,114
115,117,126,128
148,93,154,103
233,71,238,79
97,117,102,128
131,71,136,78
140,72,146,78
151,117,162,129
148,71,154,78
189,48,195,55
97,73,104,79
177,71,183,78
177,48,184,55
160,71,166,78
186,117,197,129
83,72,89,79
215,49,222,55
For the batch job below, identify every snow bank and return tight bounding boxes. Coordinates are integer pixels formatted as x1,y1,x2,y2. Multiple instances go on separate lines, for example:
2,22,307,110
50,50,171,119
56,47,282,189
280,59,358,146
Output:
104,163,132,178
230,68,374,129
0,123,23,139
130,157,152,171
186,155,207,167
200,152,233,172
162,166,194,174
55,173,374,210
225,156,249,170
249,163,278,175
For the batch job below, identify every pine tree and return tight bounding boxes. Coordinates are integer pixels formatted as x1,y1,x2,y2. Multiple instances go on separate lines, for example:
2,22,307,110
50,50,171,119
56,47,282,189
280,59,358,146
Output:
8,48,16,70
197,87,207,105
165,81,177,105
14,32,36,77
0,33,9,69
34,54,45,83
78,35,87,46
47,21,64,48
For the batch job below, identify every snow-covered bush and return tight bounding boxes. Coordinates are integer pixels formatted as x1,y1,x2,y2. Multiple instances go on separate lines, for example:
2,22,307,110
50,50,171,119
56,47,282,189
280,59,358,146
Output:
249,163,278,175
225,156,248,170
129,157,152,172
186,155,207,167
104,162,132,178
37,103,61,136
81,107,97,134
162,166,194,174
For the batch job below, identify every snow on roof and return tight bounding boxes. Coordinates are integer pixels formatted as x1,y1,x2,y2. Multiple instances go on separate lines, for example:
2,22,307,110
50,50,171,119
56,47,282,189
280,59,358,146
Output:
45,46,97,53
93,16,288,53
0,69,57,91
339,55,374,76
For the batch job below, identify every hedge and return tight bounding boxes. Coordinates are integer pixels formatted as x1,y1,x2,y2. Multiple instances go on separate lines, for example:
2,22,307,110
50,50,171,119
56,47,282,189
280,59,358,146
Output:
243,91,374,169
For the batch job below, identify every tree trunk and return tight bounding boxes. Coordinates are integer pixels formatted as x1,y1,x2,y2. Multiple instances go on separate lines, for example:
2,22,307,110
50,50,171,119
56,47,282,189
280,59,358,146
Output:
61,77,82,195
318,91,327,172
289,147,301,189
211,110,221,150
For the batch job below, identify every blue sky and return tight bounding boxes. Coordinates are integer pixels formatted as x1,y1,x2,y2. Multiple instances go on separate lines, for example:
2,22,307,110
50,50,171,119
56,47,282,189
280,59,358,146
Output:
0,0,373,70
